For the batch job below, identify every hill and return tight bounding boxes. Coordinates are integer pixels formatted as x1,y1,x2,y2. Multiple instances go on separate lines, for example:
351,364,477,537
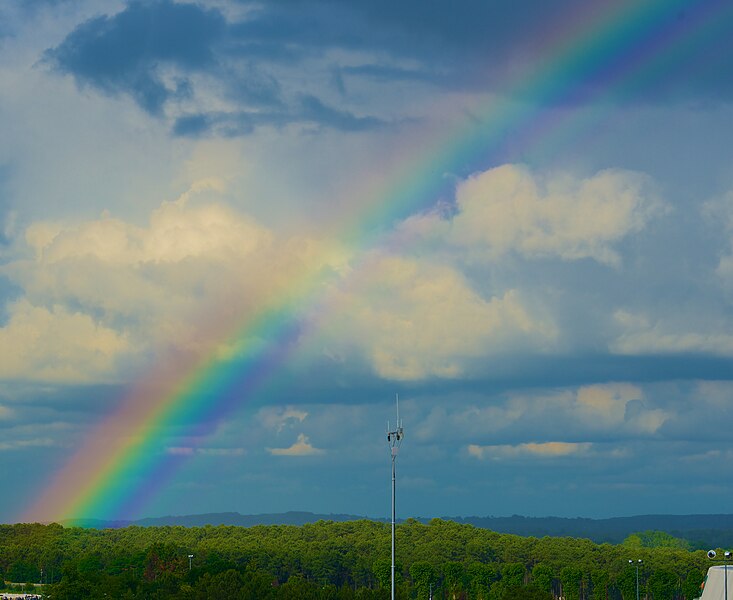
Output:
62,511,733,548
449,514,733,548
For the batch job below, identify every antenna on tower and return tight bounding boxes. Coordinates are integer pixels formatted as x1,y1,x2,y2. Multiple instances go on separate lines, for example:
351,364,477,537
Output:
387,393,404,600
396,394,401,430
387,394,404,447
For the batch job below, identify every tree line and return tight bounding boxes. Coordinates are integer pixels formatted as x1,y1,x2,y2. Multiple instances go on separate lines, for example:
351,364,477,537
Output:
0,519,714,599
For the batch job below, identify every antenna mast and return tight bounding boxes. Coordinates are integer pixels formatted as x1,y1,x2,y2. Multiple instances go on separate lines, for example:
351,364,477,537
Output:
387,394,404,600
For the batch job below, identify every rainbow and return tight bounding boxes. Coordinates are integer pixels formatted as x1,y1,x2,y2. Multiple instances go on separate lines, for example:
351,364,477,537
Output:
23,0,732,524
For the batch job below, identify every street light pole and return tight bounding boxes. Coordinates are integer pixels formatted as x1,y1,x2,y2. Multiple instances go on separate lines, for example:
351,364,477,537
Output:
188,554,193,571
628,559,642,600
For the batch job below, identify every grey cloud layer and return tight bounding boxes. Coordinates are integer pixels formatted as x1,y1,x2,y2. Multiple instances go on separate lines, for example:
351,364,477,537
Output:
46,1,228,115
44,0,389,134
43,0,733,138
150,382,733,517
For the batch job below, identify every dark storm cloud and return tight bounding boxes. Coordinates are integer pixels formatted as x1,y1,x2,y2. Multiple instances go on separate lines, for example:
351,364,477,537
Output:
223,0,584,95
171,98,386,138
223,66,283,107
45,0,733,134
172,113,211,137
45,0,227,114
236,0,733,101
297,95,385,131
45,0,387,131
233,0,554,61
41,0,566,119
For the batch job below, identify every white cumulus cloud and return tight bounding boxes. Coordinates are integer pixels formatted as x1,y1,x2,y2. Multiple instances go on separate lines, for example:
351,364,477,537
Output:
401,164,663,266
320,255,557,380
0,299,130,383
468,441,593,460
267,433,325,456
1,183,344,382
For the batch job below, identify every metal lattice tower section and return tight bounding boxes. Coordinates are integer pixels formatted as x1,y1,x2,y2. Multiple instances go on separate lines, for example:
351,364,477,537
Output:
387,395,404,600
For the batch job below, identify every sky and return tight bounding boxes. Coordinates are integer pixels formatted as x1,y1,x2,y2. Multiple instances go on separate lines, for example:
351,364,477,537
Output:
2,0,733,524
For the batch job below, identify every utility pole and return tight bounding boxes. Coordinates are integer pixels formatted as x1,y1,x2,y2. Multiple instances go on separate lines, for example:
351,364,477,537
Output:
387,395,404,600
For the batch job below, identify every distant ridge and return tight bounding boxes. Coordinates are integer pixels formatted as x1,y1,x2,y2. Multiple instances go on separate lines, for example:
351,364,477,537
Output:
134,511,375,528
61,511,380,530
446,513,733,547
61,511,733,548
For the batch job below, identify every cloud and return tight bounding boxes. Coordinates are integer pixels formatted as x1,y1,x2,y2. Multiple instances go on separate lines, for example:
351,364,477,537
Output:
0,437,57,451
45,0,227,115
1,181,334,380
166,446,245,457
339,64,436,84
611,310,733,356
623,399,668,436
468,441,593,460
0,174,555,384
0,163,672,386
42,0,386,133
308,164,664,380
297,95,385,131
36,0,733,145
0,157,718,394
575,383,641,425
414,382,668,448
680,448,733,464
258,406,308,432
630,380,733,444
170,101,386,138
228,0,733,107
0,164,16,246
0,299,130,383
707,190,733,291
402,164,663,266
267,433,324,456
321,255,557,380
21,179,270,264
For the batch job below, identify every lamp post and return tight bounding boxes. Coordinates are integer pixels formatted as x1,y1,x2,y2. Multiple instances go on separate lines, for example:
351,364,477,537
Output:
188,554,194,571
628,559,642,600
708,550,731,600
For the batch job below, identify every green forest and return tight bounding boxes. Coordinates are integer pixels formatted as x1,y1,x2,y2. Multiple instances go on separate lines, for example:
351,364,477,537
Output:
0,519,716,599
